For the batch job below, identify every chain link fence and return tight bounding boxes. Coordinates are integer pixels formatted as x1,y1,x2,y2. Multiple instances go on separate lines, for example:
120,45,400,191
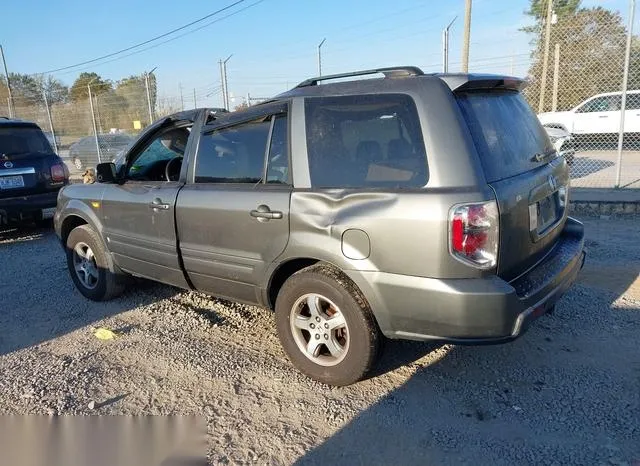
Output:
0,83,184,175
524,3,639,189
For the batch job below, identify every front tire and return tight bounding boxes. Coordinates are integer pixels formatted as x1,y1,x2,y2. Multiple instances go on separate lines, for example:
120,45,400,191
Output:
66,224,125,301
275,264,382,386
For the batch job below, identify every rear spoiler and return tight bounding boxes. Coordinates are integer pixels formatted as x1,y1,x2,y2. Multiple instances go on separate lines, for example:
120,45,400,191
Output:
434,74,527,92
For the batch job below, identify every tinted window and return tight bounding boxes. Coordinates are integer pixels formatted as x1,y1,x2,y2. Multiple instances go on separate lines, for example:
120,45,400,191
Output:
128,127,190,179
457,91,554,182
577,95,620,113
0,126,52,155
305,94,427,188
626,93,640,110
266,115,289,184
196,118,271,183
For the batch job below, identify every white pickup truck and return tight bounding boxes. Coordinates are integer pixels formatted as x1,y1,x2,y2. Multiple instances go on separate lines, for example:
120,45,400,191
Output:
538,90,640,137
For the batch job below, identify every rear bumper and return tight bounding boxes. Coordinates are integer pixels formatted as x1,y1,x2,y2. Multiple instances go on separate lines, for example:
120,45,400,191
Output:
347,217,586,343
0,190,60,223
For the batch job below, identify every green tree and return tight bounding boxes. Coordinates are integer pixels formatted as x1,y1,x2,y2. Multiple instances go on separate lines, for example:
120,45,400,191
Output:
115,73,157,126
69,72,111,102
524,0,580,23
7,73,41,104
523,3,634,112
0,73,68,107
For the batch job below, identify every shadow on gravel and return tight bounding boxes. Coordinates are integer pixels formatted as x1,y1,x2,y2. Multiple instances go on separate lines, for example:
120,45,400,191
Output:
366,340,442,380
570,157,614,179
298,217,640,465
0,225,182,357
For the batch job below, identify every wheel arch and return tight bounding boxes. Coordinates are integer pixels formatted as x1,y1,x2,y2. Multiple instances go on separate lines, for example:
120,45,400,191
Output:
266,258,321,309
59,201,118,273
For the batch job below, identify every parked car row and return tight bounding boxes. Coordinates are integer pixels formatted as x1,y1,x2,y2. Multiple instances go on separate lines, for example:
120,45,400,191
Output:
52,67,586,386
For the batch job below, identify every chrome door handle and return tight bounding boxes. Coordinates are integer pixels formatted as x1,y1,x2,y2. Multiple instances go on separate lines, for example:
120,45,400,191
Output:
149,198,170,210
250,205,283,220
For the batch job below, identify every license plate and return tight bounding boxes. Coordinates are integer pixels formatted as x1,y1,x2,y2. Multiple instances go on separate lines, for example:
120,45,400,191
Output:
42,207,56,219
537,194,559,231
0,175,24,190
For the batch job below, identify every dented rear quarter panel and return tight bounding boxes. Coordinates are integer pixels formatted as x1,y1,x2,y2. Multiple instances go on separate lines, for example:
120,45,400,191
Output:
277,78,497,281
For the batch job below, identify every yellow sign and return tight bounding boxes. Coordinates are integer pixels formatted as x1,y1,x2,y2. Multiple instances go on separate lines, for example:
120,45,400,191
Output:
133,120,142,130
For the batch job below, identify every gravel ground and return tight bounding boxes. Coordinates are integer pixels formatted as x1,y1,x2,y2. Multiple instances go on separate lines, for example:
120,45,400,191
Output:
0,216,638,465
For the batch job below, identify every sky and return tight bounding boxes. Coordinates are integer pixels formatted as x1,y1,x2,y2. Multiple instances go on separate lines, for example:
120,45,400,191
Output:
0,0,634,109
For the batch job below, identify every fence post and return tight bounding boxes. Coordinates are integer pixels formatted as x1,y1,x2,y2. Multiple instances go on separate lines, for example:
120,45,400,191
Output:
88,85,101,164
615,0,636,188
551,43,560,112
538,0,554,113
42,91,58,154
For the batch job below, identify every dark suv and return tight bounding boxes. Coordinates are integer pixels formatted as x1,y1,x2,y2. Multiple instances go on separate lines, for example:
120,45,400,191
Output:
55,67,586,385
0,117,69,226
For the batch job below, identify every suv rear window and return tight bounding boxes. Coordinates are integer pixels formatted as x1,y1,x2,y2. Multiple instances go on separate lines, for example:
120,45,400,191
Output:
305,94,428,188
0,125,53,157
457,91,554,182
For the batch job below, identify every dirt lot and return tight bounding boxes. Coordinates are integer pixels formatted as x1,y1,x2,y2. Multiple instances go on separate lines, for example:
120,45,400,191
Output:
0,216,638,465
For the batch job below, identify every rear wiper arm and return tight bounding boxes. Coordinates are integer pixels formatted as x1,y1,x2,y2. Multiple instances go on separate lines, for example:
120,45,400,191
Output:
531,150,556,163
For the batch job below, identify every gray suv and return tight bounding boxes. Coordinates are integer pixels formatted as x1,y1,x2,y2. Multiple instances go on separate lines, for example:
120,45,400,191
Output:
55,67,586,386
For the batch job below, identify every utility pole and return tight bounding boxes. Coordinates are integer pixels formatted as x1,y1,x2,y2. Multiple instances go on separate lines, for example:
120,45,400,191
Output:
461,0,472,72
144,66,157,124
179,83,184,111
42,90,58,153
87,80,101,164
193,88,197,109
318,38,326,76
551,43,561,112
442,17,457,73
615,0,636,187
246,92,251,107
223,54,232,110
538,0,554,113
1,45,14,117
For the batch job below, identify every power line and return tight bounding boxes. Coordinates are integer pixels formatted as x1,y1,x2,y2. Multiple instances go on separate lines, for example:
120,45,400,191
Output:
49,0,267,77
38,0,246,74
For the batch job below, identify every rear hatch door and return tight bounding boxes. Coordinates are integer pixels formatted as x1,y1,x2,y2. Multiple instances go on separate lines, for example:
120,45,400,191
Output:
0,124,56,197
456,90,569,281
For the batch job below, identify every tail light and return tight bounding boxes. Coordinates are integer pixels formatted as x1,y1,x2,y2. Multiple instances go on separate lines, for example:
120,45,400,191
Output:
50,163,67,182
449,201,499,269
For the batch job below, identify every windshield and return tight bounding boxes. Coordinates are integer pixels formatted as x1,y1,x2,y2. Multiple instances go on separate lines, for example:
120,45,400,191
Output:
0,126,54,157
456,91,554,182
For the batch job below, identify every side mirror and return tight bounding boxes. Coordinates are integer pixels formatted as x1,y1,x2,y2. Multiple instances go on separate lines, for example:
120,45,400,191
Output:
96,162,118,183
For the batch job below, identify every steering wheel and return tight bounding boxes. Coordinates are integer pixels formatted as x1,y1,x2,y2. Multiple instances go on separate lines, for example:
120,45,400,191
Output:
165,156,183,181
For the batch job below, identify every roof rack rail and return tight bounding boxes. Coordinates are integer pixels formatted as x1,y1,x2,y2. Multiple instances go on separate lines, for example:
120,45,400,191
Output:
295,66,424,88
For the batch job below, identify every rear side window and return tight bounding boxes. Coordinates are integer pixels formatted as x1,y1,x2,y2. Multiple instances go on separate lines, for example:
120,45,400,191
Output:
196,119,271,183
0,126,52,156
457,91,554,182
305,94,428,188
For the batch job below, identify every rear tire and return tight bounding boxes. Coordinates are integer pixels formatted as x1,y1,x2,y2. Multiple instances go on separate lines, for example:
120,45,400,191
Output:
275,264,381,386
66,224,125,301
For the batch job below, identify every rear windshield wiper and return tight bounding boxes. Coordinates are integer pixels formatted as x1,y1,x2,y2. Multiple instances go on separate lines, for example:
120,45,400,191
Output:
530,150,557,163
